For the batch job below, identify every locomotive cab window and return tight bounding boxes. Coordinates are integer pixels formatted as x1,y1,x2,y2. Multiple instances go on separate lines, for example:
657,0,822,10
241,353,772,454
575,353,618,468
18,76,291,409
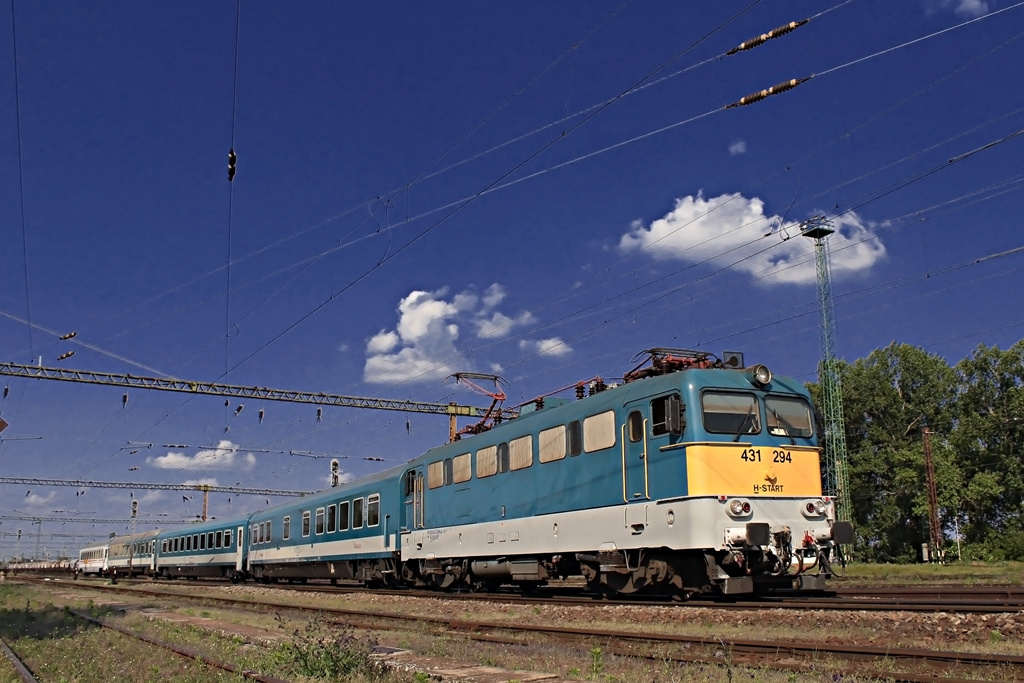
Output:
652,393,684,436
702,391,761,435
764,395,814,438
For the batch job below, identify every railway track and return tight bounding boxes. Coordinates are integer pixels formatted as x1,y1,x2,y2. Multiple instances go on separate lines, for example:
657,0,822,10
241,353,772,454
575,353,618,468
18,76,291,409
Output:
17,577,1024,683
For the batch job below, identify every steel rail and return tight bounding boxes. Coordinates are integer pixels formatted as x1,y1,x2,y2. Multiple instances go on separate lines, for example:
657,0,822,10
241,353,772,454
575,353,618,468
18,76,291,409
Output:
67,609,290,683
0,637,39,683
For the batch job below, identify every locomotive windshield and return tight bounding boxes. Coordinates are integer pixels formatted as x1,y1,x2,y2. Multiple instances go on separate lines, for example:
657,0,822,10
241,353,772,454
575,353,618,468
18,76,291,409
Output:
764,395,814,438
701,391,760,434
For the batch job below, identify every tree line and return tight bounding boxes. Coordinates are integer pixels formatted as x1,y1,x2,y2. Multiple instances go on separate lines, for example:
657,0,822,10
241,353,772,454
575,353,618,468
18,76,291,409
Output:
808,340,1024,563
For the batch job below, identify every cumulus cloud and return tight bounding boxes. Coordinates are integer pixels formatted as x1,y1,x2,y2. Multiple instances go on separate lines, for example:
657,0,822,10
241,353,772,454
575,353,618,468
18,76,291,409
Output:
364,283,538,383
148,440,256,471
618,191,885,285
25,491,57,506
728,140,747,156
927,0,988,16
519,338,572,358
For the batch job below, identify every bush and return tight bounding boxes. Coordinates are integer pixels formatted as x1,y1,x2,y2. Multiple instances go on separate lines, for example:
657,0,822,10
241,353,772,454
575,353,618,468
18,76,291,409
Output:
277,612,382,679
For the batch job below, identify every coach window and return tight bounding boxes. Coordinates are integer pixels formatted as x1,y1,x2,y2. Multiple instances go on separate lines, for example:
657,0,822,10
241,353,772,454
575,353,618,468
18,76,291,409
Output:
186,536,191,552
510,435,533,470
652,394,684,436
282,516,291,540
539,425,566,463
452,453,471,483
764,395,813,438
207,532,214,548
568,420,583,456
628,410,644,443
173,538,178,553
225,529,232,547
368,494,380,526
583,411,617,452
215,531,222,549
353,497,364,529
476,445,497,478
702,391,760,435
266,521,273,543
200,534,206,550
316,507,325,535
302,511,311,537
427,460,445,489
327,504,337,533
339,501,350,531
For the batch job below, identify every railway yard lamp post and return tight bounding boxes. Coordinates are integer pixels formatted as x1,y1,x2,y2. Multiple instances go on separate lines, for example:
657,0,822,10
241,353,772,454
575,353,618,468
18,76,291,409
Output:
129,500,138,577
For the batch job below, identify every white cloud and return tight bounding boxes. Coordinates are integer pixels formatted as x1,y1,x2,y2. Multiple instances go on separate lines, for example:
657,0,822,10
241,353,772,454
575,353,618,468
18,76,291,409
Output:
181,478,219,486
926,0,988,16
148,440,257,471
618,191,885,285
519,338,572,358
24,491,57,506
364,284,537,383
728,140,747,156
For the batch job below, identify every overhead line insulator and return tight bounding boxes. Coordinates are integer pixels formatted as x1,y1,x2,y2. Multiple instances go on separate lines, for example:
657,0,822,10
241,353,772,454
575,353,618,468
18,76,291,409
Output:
726,19,808,55
725,76,812,109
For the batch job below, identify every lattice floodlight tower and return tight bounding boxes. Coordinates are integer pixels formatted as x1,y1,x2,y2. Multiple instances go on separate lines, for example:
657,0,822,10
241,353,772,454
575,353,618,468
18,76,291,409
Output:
801,216,852,524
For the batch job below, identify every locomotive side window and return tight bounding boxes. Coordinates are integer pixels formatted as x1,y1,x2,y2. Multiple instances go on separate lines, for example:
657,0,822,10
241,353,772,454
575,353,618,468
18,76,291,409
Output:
444,458,454,485
282,516,291,541
764,395,814,438
327,504,337,533
477,445,497,478
702,391,761,434
627,410,644,442
510,435,533,470
567,421,583,456
452,453,472,483
427,460,445,489
302,511,311,537
583,411,616,452
339,501,350,531
539,425,566,462
368,494,380,526
353,497,364,529
316,507,325,535
497,442,510,473
652,393,684,435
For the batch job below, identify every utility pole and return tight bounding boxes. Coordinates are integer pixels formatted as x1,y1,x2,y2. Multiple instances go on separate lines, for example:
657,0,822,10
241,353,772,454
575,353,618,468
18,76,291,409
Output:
802,217,852,524
922,427,943,563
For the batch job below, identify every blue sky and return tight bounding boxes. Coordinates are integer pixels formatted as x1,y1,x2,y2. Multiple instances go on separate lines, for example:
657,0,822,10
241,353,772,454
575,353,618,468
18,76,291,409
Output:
1,0,1023,558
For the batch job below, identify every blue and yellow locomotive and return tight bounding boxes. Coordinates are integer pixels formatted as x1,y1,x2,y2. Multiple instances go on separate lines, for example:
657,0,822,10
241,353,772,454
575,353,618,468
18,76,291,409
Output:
89,349,851,598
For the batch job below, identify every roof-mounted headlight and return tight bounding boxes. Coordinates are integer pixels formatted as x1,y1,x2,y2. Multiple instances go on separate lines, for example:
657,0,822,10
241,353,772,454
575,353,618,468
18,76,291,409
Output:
748,364,772,386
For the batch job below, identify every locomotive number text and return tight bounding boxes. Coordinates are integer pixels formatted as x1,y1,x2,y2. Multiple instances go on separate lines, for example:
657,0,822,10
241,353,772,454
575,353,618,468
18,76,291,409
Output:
740,449,792,463
740,448,761,462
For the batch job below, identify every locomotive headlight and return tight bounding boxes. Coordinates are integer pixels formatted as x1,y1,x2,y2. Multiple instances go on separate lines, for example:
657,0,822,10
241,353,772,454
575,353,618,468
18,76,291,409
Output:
751,364,772,386
727,499,751,517
802,499,827,517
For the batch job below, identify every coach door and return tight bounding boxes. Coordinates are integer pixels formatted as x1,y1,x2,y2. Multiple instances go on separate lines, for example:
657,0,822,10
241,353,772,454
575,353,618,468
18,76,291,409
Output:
234,525,244,572
402,468,425,531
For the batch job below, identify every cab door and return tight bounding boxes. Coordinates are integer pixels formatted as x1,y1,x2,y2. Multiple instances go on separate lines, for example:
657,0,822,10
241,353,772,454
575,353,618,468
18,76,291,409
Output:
622,400,651,504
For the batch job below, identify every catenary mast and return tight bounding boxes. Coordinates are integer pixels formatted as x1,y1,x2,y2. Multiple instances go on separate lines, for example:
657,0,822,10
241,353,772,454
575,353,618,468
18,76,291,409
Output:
801,217,852,524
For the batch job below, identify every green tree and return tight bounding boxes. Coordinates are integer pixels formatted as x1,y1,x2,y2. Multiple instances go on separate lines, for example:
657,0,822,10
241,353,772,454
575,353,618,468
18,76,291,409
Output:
950,341,1024,557
814,342,958,562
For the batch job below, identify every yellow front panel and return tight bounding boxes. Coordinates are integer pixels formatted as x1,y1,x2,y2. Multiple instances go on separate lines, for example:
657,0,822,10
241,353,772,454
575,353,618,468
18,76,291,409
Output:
684,444,822,497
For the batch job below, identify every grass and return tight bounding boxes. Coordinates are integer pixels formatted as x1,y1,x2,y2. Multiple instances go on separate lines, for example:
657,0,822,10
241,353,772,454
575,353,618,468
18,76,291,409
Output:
836,559,1024,586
